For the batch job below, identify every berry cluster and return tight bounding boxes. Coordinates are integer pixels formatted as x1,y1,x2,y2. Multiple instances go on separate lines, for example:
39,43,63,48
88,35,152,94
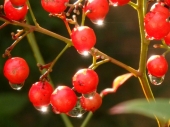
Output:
144,1,170,85
2,0,130,119
144,2,170,40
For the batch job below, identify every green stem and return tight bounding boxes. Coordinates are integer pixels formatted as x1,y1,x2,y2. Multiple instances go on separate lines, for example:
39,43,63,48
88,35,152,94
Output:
60,114,74,127
80,112,93,127
27,0,39,27
0,17,72,44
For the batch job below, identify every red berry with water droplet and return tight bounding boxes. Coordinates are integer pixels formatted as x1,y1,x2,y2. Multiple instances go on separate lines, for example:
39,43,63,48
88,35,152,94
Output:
29,81,54,107
72,68,99,94
144,11,170,40
84,0,109,23
80,93,102,112
109,0,130,6
71,26,96,53
3,57,29,84
4,0,28,21
41,0,69,14
50,86,77,113
147,55,168,77
9,0,27,7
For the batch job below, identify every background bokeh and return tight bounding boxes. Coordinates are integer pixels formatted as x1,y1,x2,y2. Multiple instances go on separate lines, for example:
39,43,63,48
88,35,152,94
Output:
0,0,170,127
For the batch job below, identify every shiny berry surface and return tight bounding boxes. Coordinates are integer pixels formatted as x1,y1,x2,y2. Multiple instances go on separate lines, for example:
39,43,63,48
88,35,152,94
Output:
41,0,69,14
4,0,28,21
29,81,53,107
84,0,109,22
144,11,170,40
80,93,102,112
3,57,29,84
72,68,99,94
50,86,77,113
147,55,168,77
9,0,27,7
109,0,130,6
71,26,96,53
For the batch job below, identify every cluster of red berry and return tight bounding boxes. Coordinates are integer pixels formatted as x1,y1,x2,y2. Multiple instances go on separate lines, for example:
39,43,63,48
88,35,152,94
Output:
3,57,102,116
144,1,170,85
2,0,131,117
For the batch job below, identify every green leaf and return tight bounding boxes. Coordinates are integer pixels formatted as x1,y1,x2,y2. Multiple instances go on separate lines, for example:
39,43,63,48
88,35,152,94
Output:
110,98,170,122
0,93,28,116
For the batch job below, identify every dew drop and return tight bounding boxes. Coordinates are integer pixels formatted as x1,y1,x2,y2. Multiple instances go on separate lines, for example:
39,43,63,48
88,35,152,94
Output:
11,4,24,10
91,19,104,26
109,1,118,6
77,50,89,56
148,74,164,85
146,35,154,40
9,82,24,90
34,105,48,113
67,98,86,117
82,91,96,99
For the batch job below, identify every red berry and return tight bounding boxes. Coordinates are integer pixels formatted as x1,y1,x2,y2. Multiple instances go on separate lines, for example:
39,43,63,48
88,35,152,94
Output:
80,93,102,112
150,2,169,16
164,32,170,46
84,0,109,23
72,68,99,94
3,57,29,84
9,0,27,7
71,26,96,53
165,0,170,6
4,0,28,21
144,11,170,40
109,0,130,6
147,55,168,77
29,81,53,107
50,86,77,113
41,0,69,14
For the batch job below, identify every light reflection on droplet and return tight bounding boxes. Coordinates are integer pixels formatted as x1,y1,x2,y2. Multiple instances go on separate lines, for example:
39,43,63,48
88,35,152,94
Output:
82,91,96,99
34,105,49,113
9,82,24,90
91,19,104,26
148,74,164,85
67,98,86,117
77,50,89,56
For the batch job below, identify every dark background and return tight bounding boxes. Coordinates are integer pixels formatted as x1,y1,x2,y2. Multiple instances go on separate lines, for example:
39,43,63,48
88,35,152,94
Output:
0,0,170,127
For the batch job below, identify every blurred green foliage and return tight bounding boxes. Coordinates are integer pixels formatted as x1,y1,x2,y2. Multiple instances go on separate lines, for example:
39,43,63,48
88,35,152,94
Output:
1,0,170,127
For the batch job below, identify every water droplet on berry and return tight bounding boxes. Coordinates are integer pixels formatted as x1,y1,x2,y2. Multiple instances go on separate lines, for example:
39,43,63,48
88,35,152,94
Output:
52,107,61,114
9,82,24,90
148,74,164,85
82,91,96,99
77,50,89,56
11,4,24,10
34,105,48,113
91,19,104,26
67,98,86,117
110,1,118,6
146,35,154,40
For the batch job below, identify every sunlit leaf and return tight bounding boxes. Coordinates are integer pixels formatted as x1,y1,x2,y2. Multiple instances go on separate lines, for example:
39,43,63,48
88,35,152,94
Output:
0,93,28,116
100,73,133,96
110,98,170,122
